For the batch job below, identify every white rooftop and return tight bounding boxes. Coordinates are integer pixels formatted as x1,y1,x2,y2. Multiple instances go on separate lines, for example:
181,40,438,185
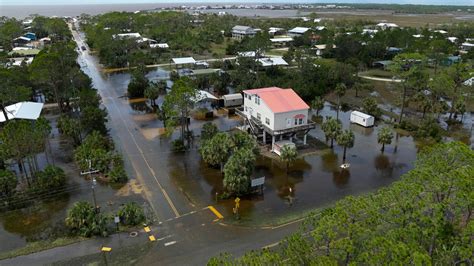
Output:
464,77,473,86
172,57,196,65
238,51,257,57
270,37,293,43
191,90,218,103
433,30,448,34
257,57,288,67
289,27,310,34
0,102,44,123
150,43,169,49
113,33,142,39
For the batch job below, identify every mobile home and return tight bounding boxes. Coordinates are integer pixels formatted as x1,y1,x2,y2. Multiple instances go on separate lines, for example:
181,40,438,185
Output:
350,111,374,127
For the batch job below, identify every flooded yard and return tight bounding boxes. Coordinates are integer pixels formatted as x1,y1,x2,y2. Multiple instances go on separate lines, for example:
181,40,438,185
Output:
1,58,470,255
0,112,146,254
104,67,442,225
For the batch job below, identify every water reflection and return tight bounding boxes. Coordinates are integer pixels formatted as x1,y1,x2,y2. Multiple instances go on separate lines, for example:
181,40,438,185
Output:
333,169,351,188
350,123,374,136
321,150,338,173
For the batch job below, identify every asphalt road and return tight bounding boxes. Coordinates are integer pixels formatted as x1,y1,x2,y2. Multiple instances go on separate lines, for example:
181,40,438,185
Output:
0,23,303,266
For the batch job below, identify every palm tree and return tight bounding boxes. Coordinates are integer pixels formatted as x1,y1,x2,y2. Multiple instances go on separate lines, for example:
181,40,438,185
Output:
335,83,347,120
336,130,354,162
311,96,324,116
321,117,342,148
377,127,394,153
280,145,298,173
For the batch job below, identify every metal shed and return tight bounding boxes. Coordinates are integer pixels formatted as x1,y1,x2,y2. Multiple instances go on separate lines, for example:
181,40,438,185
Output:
222,93,243,107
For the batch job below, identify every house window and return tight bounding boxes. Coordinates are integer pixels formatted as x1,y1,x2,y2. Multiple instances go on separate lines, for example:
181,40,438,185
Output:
257,113,261,120
299,118,303,125
294,118,298,125
265,117,270,125
245,106,247,112
255,96,258,104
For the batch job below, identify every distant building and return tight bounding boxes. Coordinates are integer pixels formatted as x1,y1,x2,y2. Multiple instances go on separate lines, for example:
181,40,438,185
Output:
441,56,461,66
372,60,393,70
288,27,310,37
363,29,378,36
270,37,293,47
268,27,285,36
447,37,458,43
313,44,336,56
12,36,31,47
113,32,142,40
23,32,36,41
376,22,399,30
257,57,289,67
433,30,448,35
461,42,474,51
231,25,256,40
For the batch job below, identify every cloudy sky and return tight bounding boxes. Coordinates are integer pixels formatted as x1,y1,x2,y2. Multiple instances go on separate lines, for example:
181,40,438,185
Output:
3,0,473,6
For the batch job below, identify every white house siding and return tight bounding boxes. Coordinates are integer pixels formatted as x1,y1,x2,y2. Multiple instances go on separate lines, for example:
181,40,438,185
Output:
243,93,275,130
274,109,308,131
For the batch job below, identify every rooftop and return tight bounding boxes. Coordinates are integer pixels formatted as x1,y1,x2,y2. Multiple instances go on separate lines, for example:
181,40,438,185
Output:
289,27,310,34
243,87,309,113
172,57,196,65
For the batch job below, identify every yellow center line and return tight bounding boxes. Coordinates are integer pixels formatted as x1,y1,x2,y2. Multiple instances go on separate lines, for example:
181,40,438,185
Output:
207,206,224,219
77,35,182,218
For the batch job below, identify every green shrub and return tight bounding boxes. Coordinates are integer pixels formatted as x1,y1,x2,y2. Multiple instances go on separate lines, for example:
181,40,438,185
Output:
171,139,186,152
65,201,109,237
109,165,127,183
0,170,17,197
35,165,66,190
415,119,443,142
118,202,145,226
201,122,219,143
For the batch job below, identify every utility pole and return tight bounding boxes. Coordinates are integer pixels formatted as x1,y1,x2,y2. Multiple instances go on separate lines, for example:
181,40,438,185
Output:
80,159,100,213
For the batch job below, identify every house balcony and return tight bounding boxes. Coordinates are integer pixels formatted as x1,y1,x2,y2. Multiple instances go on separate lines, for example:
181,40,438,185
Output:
262,121,316,136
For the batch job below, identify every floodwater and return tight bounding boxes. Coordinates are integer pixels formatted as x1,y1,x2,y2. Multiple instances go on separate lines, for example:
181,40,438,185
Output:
103,65,426,225
1,38,471,254
0,115,146,253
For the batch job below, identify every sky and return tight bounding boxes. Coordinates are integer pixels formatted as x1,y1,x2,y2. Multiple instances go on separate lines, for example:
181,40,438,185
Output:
2,0,473,6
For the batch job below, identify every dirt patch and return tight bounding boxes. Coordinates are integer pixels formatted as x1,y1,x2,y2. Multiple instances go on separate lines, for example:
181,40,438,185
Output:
115,179,144,197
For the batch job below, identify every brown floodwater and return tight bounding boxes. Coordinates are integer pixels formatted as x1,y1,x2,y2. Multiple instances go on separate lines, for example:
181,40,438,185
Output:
1,58,471,254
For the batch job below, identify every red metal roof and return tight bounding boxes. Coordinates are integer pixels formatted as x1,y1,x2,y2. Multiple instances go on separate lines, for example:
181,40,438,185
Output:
243,87,309,113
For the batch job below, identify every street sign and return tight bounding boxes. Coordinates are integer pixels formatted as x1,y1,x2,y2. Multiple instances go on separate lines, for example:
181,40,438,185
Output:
251,177,265,187
114,216,120,224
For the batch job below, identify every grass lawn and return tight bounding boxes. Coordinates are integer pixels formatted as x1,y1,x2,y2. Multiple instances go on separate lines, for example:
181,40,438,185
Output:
267,48,287,57
209,38,231,58
0,237,84,260
360,69,393,79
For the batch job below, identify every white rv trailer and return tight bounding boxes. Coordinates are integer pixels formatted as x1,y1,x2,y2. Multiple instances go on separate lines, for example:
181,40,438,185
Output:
350,111,374,127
